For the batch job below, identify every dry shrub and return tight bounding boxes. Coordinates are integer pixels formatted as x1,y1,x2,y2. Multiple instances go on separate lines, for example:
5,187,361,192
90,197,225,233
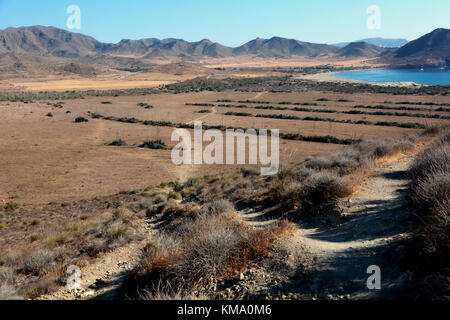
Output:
21,249,55,275
181,219,242,283
241,167,260,178
199,199,235,216
24,272,62,299
0,283,22,300
158,201,201,230
168,192,182,201
276,163,296,181
0,265,22,300
414,173,450,218
112,207,135,222
296,167,317,182
359,137,416,162
123,200,294,298
82,239,107,257
128,200,153,213
138,281,206,300
106,223,129,244
0,267,14,283
406,134,450,274
270,181,302,212
403,131,450,298
234,178,253,190
409,145,450,188
1,251,23,268
421,124,450,137
231,220,296,270
301,172,349,205
305,136,416,176
306,148,368,175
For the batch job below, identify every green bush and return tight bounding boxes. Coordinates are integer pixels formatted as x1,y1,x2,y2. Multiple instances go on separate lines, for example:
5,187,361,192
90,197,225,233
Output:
108,139,126,146
74,116,88,123
4,202,19,211
139,140,167,150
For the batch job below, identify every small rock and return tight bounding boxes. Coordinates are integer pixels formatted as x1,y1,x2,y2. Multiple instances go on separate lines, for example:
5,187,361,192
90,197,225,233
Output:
239,273,245,280
83,290,95,297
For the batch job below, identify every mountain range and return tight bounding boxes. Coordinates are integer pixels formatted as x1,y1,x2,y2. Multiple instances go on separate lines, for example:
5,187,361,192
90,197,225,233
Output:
333,38,409,48
0,26,448,68
379,28,450,68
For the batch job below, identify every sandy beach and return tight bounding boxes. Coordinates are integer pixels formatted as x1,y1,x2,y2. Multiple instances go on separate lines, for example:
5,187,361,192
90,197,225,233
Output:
296,71,424,87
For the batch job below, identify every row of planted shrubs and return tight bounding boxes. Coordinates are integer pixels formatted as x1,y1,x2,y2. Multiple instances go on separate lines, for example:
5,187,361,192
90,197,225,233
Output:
89,112,356,145
194,101,449,120
225,111,427,129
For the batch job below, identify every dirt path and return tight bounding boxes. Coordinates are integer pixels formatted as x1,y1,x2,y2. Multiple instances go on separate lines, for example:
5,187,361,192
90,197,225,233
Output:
190,106,217,123
288,155,413,299
237,155,414,300
252,92,267,99
39,216,161,300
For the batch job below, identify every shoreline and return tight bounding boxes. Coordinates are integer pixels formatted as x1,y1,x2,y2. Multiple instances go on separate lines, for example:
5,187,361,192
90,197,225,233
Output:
296,71,425,88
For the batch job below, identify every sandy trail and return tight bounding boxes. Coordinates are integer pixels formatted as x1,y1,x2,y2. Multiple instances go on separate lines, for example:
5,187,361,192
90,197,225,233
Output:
190,106,217,123
238,154,414,300
252,92,268,99
291,156,413,299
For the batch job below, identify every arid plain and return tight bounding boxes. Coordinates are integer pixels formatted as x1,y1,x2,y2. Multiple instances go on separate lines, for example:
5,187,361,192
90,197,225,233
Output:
2,76,448,205
0,52,449,300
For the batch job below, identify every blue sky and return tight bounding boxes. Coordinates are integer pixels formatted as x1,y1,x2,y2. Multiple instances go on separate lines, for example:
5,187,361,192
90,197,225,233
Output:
0,0,449,46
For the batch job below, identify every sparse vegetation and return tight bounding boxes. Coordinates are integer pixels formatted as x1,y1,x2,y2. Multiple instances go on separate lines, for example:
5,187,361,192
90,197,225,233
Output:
137,102,153,109
0,282,22,300
225,112,252,117
139,140,167,150
217,101,449,120
89,112,357,145
122,200,294,298
108,139,126,146
402,130,450,299
185,103,215,107
3,202,20,212
0,199,143,298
